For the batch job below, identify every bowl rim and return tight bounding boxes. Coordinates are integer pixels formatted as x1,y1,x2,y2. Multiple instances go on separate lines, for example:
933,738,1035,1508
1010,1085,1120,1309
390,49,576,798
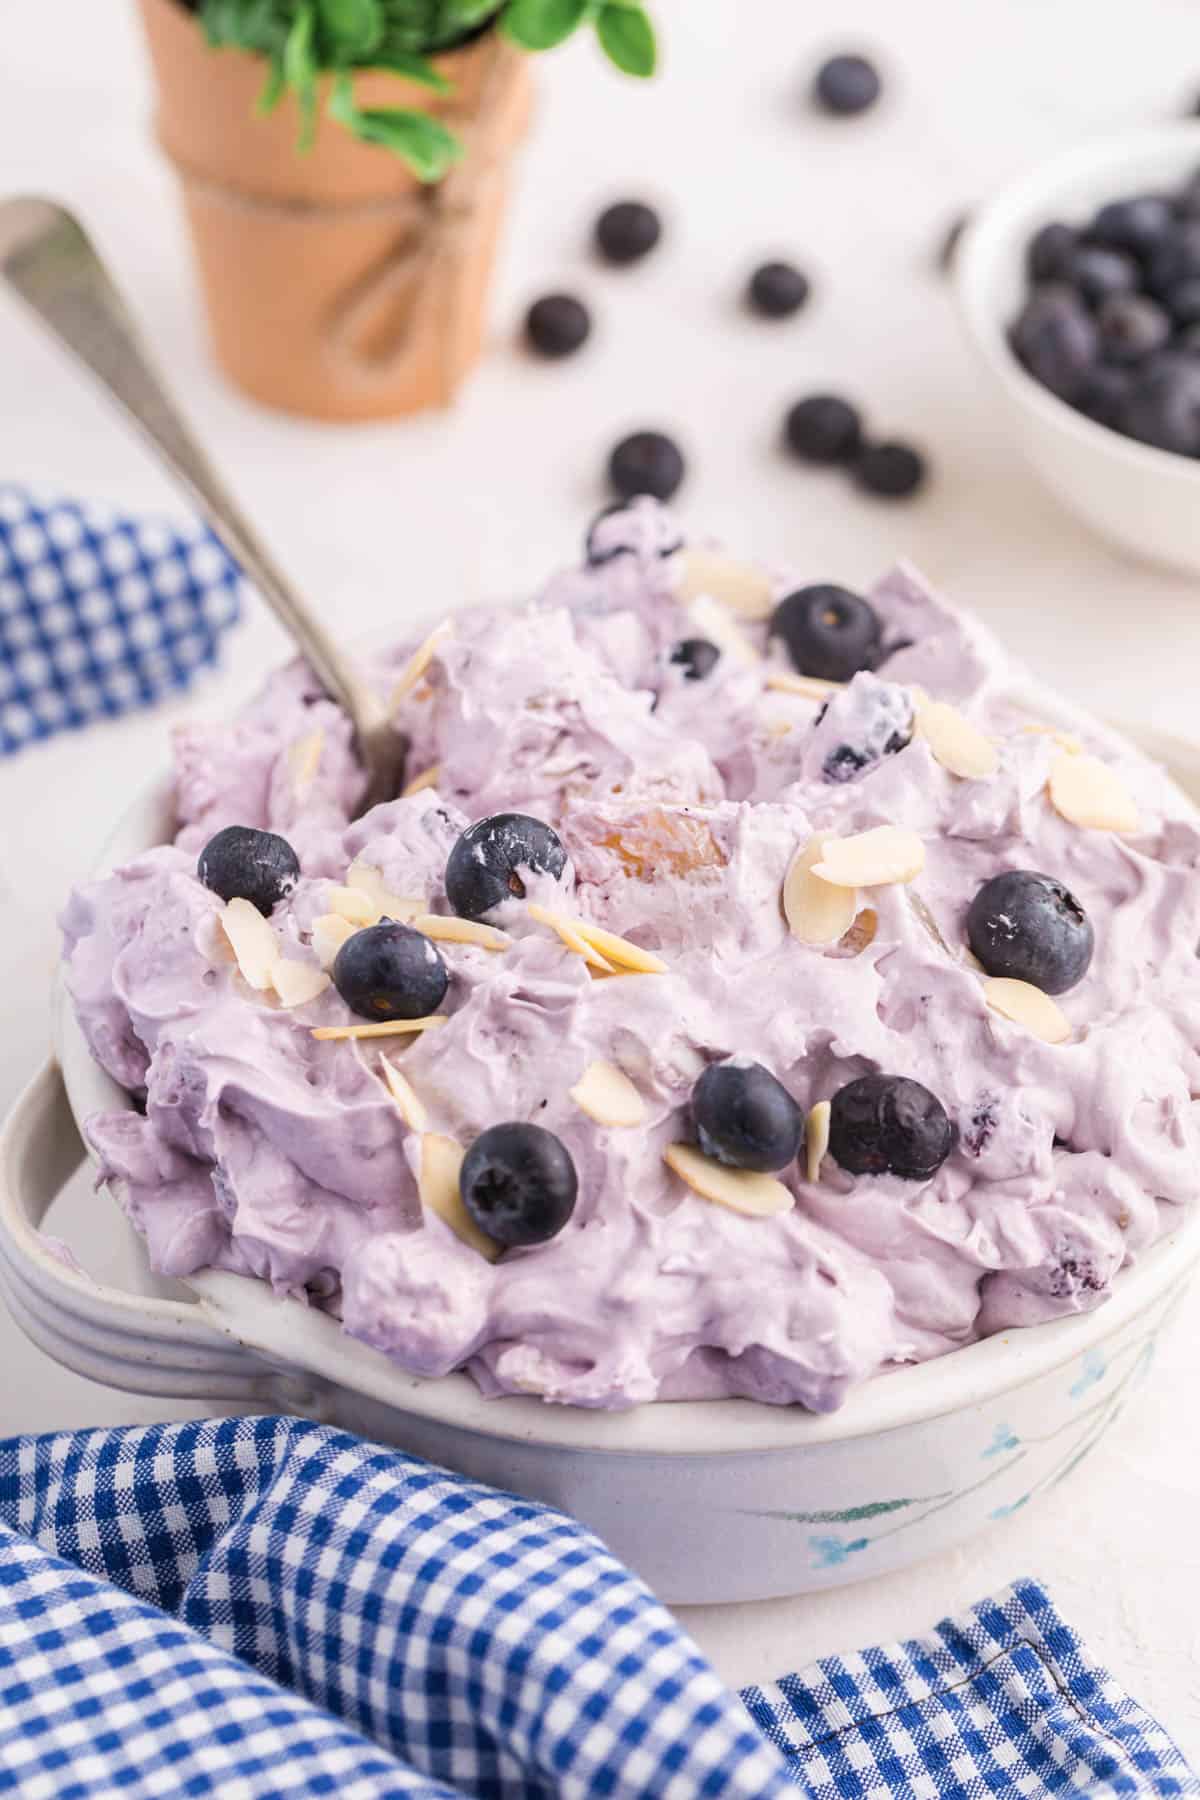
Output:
955,119,1200,483
52,725,1200,1459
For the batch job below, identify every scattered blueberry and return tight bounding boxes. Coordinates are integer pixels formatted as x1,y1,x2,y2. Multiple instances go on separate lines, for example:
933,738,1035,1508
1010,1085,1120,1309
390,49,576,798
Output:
854,440,927,499
1164,276,1200,326
1075,363,1134,430
1010,285,1098,401
594,200,661,266
460,1122,578,1246
828,1074,955,1180
1179,321,1200,353
771,585,881,682
1087,194,1173,258
671,638,721,681
524,293,591,358
747,260,810,318
445,813,567,920
937,213,969,273
608,430,686,502
1146,221,1200,297
692,1060,803,1172
1122,355,1200,456
332,922,448,1021
961,1094,1000,1159
198,825,299,917
585,498,683,566
1027,221,1078,285
1067,245,1139,306
966,870,1094,995
783,394,863,464
813,53,881,116
1095,293,1170,364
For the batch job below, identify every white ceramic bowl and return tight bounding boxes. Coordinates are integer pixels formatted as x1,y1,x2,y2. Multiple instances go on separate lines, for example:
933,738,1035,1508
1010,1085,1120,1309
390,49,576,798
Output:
0,730,1197,1605
956,123,1200,574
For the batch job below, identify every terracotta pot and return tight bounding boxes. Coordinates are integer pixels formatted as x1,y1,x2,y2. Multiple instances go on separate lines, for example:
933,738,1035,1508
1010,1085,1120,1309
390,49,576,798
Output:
136,0,533,420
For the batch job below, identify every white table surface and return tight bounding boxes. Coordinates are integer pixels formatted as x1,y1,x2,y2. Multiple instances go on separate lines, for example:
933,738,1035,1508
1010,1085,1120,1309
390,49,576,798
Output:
3,0,1200,1758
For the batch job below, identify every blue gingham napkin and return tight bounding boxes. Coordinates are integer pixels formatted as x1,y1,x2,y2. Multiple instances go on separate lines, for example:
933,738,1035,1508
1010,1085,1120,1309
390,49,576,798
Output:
0,1418,1192,1798
0,483,241,753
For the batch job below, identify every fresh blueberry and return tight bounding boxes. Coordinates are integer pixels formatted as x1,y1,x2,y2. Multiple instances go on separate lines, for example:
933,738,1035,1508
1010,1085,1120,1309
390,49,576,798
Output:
966,870,1094,995
332,922,448,1021
1087,194,1173,258
585,498,683,566
1164,277,1200,327
1122,354,1200,455
460,1122,578,1246
671,638,721,681
1095,293,1170,364
771,585,881,682
1146,221,1200,296
813,53,881,116
1179,321,1200,354
524,293,591,358
1067,245,1139,305
692,1060,803,1172
854,440,927,499
608,430,686,502
828,1074,954,1180
783,394,863,464
1010,285,1098,401
445,812,567,920
1175,168,1200,219
1074,363,1134,430
747,260,810,318
1027,221,1078,284
594,200,661,266
198,825,300,917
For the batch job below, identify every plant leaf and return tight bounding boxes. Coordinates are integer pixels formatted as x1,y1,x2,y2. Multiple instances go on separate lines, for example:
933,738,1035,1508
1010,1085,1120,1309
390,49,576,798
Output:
500,0,593,53
316,0,384,60
329,75,462,180
369,50,453,92
256,55,287,114
595,2,655,75
284,2,319,150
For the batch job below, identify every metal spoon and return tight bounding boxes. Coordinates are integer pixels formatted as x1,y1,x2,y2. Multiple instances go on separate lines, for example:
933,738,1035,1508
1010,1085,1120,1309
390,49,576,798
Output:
0,196,403,813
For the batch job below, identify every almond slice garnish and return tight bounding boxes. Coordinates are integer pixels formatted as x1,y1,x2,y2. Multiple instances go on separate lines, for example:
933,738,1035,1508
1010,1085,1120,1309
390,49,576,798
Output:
311,913,357,970
915,700,998,780
570,1061,646,1128
568,918,668,975
287,729,324,800
389,620,453,709
686,593,759,666
324,884,381,927
402,764,441,797
983,977,1071,1045
783,835,859,947
664,1143,794,1219
527,903,616,972
1023,722,1083,754
676,548,775,620
411,914,511,952
270,959,330,1008
311,1017,446,1041
765,669,842,701
221,898,279,991
418,1133,501,1262
812,826,925,888
805,1101,831,1183
1048,752,1139,833
381,1056,428,1132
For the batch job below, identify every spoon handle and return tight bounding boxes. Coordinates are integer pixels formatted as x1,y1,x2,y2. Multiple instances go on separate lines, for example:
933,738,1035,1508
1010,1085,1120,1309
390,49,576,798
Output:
0,198,386,741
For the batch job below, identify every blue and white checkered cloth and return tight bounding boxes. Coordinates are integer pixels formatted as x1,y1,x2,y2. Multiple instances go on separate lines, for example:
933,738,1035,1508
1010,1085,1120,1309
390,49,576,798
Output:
0,1418,1192,1799
0,484,241,754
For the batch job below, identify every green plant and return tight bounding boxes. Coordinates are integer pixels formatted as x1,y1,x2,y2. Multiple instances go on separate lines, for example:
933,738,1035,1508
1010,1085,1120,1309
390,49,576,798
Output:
198,0,658,181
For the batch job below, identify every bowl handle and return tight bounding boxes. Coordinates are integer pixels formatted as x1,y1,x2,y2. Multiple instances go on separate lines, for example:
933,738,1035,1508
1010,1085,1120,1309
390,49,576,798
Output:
0,1060,274,1401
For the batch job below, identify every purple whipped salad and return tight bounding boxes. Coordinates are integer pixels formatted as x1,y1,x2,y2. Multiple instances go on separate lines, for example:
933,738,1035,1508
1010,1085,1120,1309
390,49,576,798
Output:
61,499,1200,1411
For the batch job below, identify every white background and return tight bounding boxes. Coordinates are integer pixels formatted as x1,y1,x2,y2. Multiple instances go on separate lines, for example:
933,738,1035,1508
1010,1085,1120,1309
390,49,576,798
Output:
2,0,1200,1757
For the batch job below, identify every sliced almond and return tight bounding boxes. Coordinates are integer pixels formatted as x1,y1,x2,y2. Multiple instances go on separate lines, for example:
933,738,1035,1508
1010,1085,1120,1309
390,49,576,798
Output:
389,620,452,709
915,700,998,780
221,898,279,992
664,1143,794,1219
676,548,774,620
569,918,668,975
403,763,441,797
1048,752,1139,833
570,1061,646,1128
812,826,925,888
325,884,381,927
528,903,616,972
381,1057,428,1132
287,729,324,800
311,912,357,970
983,977,1071,1045
311,1017,446,1041
418,1133,501,1262
686,593,759,667
345,861,425,923
412,914,511,952
270,958,331,1008
783,835,859,947
765,669,842,701
1023,722,1083,754
805,1100,831,1184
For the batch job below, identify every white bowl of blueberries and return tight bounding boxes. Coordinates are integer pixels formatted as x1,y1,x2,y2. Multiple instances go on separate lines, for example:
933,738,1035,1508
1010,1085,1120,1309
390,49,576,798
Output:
957,122,1200,575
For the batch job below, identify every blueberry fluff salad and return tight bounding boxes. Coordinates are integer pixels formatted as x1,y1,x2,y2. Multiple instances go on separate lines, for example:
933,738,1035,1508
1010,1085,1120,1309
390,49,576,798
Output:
62,499,1200,1411
1011,165,1200,455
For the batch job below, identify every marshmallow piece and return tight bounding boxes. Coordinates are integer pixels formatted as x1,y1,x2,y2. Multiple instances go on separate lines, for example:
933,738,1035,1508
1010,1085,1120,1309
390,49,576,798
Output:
783,835,859,947
419,1134,502,1262
984,977,1071,1045
311,913,357,970
389,620,453,708
570,1061,646,1128
812,826,925,888
686,593,759,667
270,959,330,1009
1049,752,1139,833
915,700,998,780
221,898,279,991
676,548,775,620
412,914,511,952
663,1144,794,1218
381,1057,428,1132
805,1101,831,1184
